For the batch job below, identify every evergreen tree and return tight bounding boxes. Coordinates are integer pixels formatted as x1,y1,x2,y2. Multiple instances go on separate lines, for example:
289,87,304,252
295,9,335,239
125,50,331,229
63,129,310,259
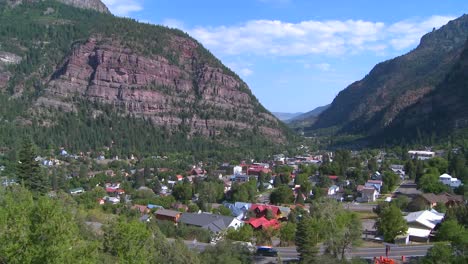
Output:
17,137,48,194
296,216,320,264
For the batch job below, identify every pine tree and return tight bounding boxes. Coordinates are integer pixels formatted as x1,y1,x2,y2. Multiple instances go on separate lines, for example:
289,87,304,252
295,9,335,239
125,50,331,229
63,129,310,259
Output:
17,138,48,195
296,216,320,264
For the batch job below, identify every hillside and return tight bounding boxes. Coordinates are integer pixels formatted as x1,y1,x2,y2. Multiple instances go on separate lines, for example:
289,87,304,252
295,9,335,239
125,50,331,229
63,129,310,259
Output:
376,39,468,145
309,15,468,139
1,0,109,13
0,1,290,157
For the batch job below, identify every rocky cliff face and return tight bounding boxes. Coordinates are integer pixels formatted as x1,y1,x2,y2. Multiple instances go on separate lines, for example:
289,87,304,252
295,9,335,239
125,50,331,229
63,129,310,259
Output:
311,15,468,136
1,0,110,13
38,37,284,141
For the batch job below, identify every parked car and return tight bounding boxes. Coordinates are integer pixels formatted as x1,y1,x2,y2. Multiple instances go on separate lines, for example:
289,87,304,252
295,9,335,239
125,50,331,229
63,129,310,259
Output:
255,246,278,257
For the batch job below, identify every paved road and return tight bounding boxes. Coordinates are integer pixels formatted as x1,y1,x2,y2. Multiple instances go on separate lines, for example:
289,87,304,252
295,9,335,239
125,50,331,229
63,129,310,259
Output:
181,239,432,260
343,202,377,211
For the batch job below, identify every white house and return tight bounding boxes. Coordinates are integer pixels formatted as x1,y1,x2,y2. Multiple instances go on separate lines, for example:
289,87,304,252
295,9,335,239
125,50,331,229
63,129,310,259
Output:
327,185,340,196
439,173,462,188
233,166,243,175
404,209,444,243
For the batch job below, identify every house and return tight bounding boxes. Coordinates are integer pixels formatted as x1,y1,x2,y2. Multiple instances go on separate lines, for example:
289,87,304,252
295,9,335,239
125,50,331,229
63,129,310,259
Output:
139,214,152,223
328,175,339,181
104,196,120,204
327,185,340,196
245,216,280,230
370,171,382,180
231,174,250,183
361,187,378,202
69,187,85,195
178,213,243,234
189,167,206,176
404,209,444,243
233,166,243,175
172,203,188,212
250,204,282,219
223,202,251,220
155,209,182,223
365,180,383,193
390,165,406,179
408,150,435,160
147,204,164,210
132,204,151,215
420,193,465,208
439,173,462,188
247,165,271,176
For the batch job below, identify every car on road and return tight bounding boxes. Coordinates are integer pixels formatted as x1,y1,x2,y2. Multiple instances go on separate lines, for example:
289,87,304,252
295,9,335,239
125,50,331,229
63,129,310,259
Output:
256,246,278,257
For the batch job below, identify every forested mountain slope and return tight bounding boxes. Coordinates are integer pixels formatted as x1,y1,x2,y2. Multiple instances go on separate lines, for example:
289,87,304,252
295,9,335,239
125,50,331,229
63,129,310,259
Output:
0,1,291,157
310,15,468,139
375,39,468,145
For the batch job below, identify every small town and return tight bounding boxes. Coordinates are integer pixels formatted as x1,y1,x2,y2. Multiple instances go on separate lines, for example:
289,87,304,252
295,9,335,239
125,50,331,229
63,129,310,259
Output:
1,144,465,263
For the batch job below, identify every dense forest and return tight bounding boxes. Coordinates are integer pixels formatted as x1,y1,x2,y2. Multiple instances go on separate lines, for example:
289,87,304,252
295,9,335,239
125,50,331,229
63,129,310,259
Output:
0,1,295,159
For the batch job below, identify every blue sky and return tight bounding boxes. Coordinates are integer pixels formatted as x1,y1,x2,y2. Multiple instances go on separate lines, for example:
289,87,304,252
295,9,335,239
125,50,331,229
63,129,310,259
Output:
102,0,468,113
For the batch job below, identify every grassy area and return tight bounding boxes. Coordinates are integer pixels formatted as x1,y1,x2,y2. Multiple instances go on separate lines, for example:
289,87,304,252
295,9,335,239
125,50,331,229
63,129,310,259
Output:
355,211,377,220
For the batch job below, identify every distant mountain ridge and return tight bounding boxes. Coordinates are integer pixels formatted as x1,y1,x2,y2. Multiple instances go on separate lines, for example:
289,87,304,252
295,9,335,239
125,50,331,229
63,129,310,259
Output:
272,112,304,121
287,104,330,128
308,14,468,143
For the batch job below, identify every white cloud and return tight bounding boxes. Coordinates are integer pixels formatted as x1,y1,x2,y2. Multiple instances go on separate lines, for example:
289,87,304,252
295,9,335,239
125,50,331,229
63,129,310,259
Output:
239,68,254,77
227,62,254,77
185,16,455,57
162,18,185,30
102,0,143,16
315,63,331,71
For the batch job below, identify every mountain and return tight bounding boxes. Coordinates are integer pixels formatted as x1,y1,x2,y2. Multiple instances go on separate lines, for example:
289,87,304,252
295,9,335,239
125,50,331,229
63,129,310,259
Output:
272,112,303,121
0,1,290,156
376,38,468,145
1,0,109,13
310,15,468,140
287,104,330,127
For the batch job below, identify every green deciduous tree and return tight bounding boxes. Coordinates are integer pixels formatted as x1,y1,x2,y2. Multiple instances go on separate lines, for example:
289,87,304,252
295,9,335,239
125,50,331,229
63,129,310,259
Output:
375,204,408,242
421,243,455,264
104,218,155,263
280,222,296,246
226,224,254,242
0,187,34,263
199,241,252,264
270,185,294,205
0,187,97,264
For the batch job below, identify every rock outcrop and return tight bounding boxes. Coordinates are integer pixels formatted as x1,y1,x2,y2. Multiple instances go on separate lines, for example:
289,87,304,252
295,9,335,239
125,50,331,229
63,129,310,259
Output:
39,37,284,141
1,0,110,13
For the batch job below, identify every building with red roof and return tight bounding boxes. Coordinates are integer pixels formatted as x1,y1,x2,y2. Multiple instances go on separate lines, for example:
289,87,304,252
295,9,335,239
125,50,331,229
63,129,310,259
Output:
247,166,271,176
250,204,282,219
245,216,280,230
328,175,339,181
